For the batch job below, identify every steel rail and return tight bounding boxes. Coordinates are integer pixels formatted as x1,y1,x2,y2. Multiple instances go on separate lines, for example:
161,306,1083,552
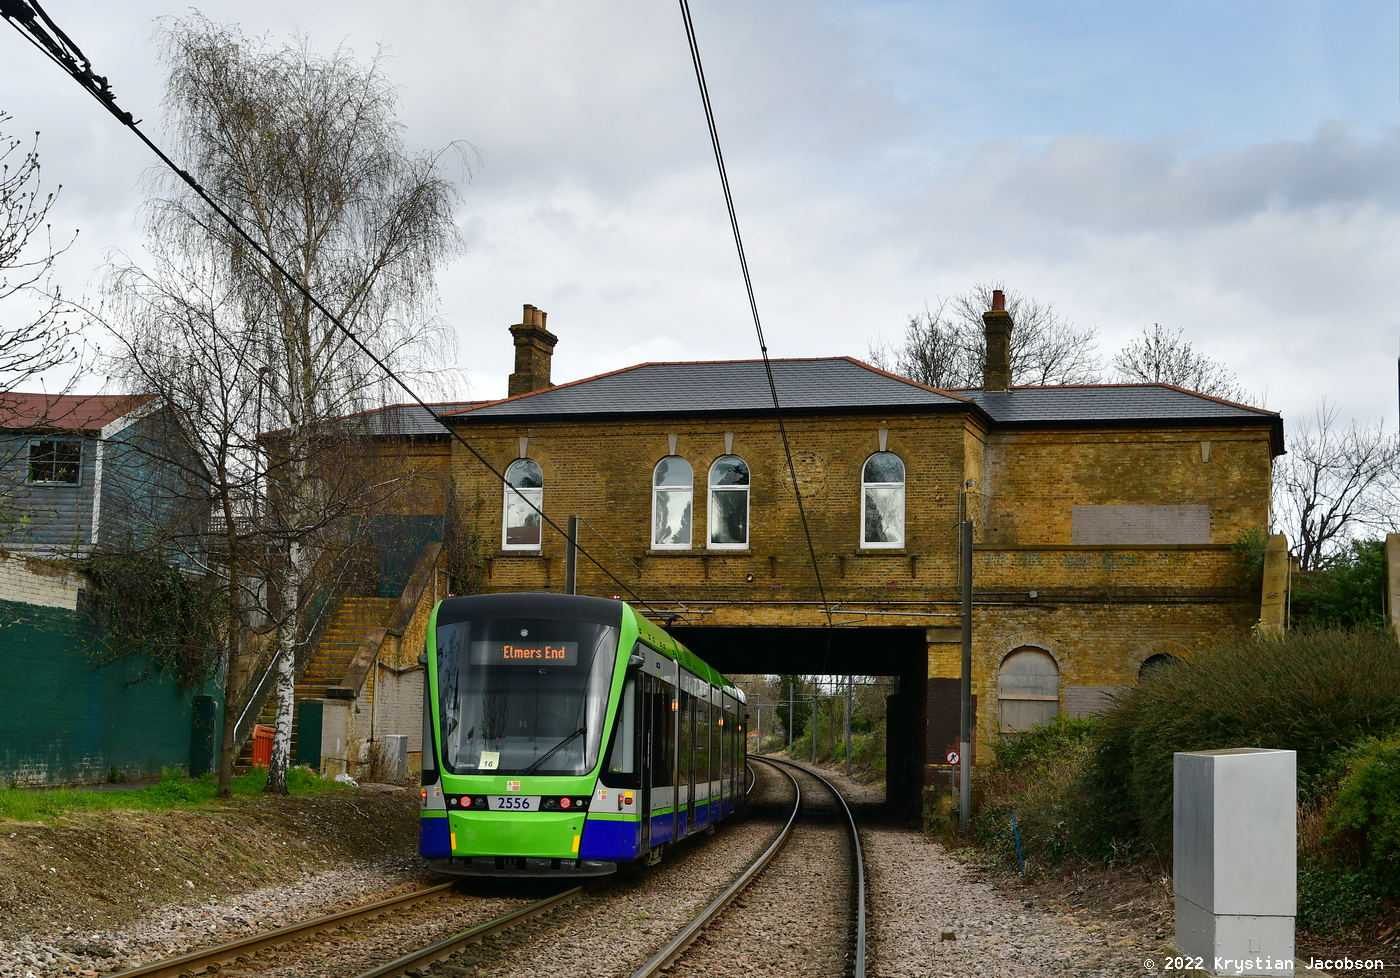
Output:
628,756,801,978
351,885,586,978
106,881,460,978
759,756,867,978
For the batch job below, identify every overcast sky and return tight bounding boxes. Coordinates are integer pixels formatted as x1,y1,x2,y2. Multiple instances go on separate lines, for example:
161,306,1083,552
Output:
3,1,1398,430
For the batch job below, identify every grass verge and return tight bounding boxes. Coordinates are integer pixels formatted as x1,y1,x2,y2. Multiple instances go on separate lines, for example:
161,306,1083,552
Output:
0,766,341,822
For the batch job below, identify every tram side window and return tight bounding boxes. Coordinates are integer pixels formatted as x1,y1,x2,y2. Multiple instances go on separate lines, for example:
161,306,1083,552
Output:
647,675,674,789
694,695,710,787
601,677,639,788
709,697,721,784
678,690,693,788
718,703,727,787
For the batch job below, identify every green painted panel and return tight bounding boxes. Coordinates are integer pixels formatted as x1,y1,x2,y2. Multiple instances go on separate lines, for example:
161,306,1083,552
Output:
0,599,223,785
450,811,584,858
296,701,323,768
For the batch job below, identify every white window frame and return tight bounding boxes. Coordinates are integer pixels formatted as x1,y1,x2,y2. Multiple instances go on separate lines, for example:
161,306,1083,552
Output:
860,452,905,549
651,456,693,550
707,455,749,550
501,458,543,551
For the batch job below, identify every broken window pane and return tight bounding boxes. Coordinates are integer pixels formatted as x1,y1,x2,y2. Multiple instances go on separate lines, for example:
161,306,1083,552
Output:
27,440,81,485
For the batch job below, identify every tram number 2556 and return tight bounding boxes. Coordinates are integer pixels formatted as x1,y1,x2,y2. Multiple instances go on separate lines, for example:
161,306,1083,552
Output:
493,796,535,811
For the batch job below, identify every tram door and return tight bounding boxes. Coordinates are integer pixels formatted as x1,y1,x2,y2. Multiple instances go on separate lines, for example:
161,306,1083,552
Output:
677,686,693,836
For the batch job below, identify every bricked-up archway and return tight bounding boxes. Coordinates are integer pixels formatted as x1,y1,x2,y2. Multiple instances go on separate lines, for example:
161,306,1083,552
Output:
668,625,928,811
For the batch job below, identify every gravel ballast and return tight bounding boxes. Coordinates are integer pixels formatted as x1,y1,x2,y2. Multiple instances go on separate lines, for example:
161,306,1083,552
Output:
4,762,1278,978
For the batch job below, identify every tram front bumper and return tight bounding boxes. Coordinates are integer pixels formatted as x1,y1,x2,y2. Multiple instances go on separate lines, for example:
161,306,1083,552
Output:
448,810,586,860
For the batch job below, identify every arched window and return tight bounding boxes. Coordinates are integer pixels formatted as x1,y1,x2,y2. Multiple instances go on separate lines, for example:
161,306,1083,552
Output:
708,455,750,549
998,647,1060,733
1139,653,1180,680
652,456,693,549
861,452,905,548
502,458,543,550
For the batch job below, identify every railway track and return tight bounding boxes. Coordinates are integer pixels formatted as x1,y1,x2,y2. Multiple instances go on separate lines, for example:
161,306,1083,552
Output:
105,882,468,978
634,756,867,978
105,759,863,978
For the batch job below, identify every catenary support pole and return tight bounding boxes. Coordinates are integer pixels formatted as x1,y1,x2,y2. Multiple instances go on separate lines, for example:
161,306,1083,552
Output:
565,515,578,595
959,518,973,831
812,689,818,764
844,678,852,777
754,692,761,752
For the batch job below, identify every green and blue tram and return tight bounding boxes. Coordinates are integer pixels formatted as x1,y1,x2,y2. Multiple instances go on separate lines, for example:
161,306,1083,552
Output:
420,592,748,876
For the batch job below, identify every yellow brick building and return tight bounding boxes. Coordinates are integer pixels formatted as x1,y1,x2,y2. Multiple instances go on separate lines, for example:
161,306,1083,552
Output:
437,303,1283,807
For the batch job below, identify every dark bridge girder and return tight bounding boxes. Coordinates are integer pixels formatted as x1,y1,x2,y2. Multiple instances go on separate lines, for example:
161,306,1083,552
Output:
668,625,927,812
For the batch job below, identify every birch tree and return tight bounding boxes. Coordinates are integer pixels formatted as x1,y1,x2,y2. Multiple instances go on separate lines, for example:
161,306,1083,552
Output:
106,15,463,794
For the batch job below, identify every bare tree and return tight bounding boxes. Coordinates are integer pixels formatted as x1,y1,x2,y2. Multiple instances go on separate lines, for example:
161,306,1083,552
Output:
104,15,464,795
1113,323,1251,402
869,282,1101,388
1,113,85,534
1272,402,1400,571
0,112,82,410
102,240,265,798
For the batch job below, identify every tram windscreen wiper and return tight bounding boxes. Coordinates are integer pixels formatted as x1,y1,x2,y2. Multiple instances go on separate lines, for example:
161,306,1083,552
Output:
520,727,586,776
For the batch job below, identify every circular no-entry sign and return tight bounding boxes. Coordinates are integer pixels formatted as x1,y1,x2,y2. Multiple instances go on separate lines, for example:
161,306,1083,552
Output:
946,750,960,765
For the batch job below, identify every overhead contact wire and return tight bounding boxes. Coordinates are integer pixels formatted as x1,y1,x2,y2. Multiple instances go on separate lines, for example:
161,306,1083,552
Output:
1,0,660,616
676,0,835,645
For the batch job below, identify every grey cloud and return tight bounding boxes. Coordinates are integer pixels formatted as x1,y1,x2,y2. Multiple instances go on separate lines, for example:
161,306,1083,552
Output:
963,123,1400,229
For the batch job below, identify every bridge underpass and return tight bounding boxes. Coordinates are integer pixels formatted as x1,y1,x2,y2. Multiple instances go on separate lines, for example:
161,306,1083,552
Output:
667,625,930,812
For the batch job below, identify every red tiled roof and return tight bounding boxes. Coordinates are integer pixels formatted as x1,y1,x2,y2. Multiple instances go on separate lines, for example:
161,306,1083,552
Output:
0,393,153,432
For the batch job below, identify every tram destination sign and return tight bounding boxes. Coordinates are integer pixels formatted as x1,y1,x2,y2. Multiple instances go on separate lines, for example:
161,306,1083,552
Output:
470,640,579,666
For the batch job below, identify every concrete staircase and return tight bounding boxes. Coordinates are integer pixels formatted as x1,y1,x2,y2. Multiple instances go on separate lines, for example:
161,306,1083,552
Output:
237,596,397,769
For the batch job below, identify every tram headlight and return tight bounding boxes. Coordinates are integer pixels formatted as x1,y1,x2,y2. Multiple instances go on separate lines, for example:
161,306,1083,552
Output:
560,797,571,809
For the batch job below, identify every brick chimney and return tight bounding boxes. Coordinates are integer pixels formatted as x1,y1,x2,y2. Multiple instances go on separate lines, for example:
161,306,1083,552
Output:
982,289,1012,392
508,304,558,397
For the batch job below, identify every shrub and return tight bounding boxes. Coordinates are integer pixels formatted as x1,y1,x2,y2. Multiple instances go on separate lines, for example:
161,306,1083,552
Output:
1325,731,1400,895
1297,865,1383,938
1292,540,1388,630
1096,628,1400,853
970,715,1144,869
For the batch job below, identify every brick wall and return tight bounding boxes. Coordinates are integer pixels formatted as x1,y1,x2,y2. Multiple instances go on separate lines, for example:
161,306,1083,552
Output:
443,407,1270,776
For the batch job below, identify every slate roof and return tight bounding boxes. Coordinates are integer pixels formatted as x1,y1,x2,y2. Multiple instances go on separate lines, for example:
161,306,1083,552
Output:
953,384,1284,454
0,393,152,432
445,358,967,421
340,401,485,438
442,360,1284,455
954,384,1270,423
